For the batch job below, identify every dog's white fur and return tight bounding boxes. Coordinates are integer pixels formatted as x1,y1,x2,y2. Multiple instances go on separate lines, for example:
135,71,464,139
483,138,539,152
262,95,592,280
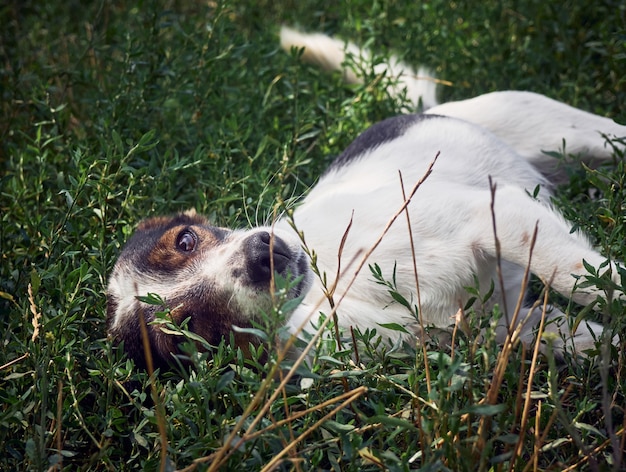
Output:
278,27,625,352
107,28,625,367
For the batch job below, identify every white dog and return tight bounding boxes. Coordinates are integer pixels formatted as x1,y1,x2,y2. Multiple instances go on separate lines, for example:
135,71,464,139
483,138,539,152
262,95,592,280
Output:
106,28,625,369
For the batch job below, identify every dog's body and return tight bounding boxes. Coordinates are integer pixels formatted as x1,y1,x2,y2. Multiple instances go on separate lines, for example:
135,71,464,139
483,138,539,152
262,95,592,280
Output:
107,29,625,368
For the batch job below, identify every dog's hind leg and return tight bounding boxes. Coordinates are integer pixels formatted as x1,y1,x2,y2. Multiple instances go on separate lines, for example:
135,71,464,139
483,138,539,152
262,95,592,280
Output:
427,91,626,182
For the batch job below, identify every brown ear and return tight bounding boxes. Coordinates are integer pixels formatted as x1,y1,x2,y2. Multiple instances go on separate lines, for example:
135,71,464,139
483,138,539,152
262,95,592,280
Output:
137,209,208,231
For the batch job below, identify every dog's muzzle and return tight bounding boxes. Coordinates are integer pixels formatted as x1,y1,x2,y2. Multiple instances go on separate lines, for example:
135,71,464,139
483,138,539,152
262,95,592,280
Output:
244,231,296,283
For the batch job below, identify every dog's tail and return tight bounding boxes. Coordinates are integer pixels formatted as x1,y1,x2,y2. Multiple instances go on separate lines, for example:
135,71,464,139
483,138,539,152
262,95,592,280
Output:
279,26,439,110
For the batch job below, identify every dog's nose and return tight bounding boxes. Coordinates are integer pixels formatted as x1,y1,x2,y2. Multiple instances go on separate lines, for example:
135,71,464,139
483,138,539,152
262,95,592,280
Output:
245,231,292,283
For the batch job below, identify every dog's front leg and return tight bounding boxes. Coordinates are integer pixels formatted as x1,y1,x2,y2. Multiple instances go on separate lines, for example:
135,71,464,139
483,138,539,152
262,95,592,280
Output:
465,185,622,355
472,185,623,309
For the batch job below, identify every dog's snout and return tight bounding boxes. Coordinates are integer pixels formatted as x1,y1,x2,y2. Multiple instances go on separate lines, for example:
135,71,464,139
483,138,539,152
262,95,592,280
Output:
245,231,292,283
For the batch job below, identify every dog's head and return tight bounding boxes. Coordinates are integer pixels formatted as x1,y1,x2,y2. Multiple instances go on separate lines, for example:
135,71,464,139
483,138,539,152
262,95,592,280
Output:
106,210,311,369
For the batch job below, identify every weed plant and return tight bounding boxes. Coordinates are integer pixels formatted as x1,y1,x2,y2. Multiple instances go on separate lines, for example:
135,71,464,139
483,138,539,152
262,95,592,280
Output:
1,0,625,470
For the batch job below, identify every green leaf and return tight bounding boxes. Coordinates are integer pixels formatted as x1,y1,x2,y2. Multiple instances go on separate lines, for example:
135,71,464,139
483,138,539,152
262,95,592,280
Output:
365,415,417,431
231,325,268,341
574,421,605,437
133,431,148,448
540,437,570,452
377,322,410,334
30,269,41,294
216,370,235,393
323,420,355,433
0,291,16,303
389,290,411,308
318,356,345,366
459,403,507,416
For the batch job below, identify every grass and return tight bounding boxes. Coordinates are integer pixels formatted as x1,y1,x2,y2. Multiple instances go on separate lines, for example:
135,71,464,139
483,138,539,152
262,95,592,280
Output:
1,0,625,470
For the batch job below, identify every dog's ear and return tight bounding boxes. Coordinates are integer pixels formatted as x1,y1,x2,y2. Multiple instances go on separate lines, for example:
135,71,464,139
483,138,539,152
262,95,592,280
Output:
182,208,198,218
137,209,208,231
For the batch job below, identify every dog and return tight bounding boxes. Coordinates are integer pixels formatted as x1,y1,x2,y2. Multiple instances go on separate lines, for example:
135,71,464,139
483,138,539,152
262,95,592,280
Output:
106,27,625,369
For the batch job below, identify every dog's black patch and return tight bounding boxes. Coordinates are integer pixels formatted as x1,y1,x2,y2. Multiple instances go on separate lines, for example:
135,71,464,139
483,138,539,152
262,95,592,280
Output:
326,113,439,172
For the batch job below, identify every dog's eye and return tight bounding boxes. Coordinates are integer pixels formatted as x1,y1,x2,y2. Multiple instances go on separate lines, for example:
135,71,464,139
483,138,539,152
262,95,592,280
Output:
176,230,197,252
